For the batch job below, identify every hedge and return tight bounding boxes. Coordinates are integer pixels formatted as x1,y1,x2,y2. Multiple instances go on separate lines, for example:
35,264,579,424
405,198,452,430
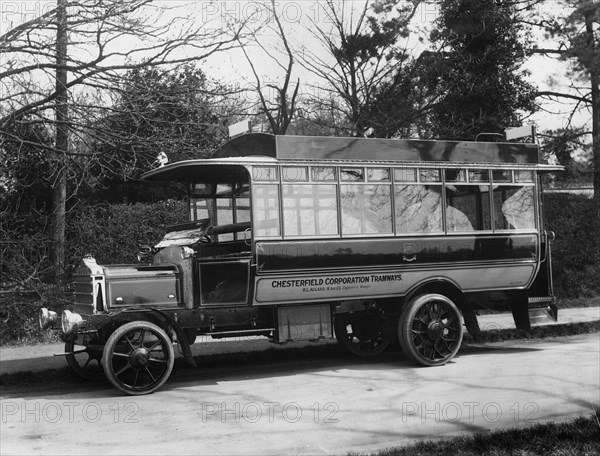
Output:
542,193,600,298
1,194,598,345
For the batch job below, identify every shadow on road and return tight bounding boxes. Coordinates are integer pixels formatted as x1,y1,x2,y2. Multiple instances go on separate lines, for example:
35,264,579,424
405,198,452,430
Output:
1,341,544,399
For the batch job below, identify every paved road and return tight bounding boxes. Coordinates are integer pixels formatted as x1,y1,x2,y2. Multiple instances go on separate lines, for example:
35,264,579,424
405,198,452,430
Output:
1,333,599,455
2,307,598,376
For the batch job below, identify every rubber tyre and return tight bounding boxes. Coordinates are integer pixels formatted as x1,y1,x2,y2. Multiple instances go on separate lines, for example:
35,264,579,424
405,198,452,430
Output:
398,294,463,366
102,321,175,395
334,313,391,357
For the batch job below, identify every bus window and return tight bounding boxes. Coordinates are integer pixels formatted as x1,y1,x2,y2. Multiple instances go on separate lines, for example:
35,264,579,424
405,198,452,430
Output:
340,184,392,235
253,184,281,237
492,170,512,183
469,169,489,182
394,168,417,182
282,184,338,237
191,198,212,222
445,185,491,231
312,166,336,181
216,198,234,241
253,166,278,182
341,167,364,182
515,170,534,183
282,166,309,182
494,186,535,230
419,169,441,183
235,184,251,225
367,168,390,182
394,184,443,234
190,180,251,242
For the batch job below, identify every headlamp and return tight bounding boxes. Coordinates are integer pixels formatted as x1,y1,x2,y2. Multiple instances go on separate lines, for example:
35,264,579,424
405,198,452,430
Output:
61,310,83,335
39,308,58,330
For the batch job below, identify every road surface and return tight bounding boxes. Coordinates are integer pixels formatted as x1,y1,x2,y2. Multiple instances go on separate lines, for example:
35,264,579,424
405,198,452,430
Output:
1,334,599,455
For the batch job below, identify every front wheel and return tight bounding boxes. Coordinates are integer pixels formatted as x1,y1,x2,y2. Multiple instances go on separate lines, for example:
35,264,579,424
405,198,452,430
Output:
398,294,463,366
102,321,175,395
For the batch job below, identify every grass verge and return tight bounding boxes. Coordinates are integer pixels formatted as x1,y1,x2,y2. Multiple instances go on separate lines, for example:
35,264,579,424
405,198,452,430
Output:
358,410,600,456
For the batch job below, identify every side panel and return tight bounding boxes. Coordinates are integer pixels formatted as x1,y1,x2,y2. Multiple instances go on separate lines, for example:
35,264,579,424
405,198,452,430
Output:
253,235,539,305
255,235,537,272
254,265,536,304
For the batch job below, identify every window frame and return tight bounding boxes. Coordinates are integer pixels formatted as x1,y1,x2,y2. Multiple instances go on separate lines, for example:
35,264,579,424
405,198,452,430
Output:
248,163,540,241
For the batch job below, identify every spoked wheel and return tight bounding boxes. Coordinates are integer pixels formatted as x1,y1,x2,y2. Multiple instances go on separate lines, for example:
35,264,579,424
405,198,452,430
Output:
102,321,175,395
334,313,391,357
65,335,105,381
398,294,464,366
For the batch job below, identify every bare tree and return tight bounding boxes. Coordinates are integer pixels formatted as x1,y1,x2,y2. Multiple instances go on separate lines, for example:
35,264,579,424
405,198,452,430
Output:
238,0,300,135
0,0,251,283
532,0,599,207
300,0,420,136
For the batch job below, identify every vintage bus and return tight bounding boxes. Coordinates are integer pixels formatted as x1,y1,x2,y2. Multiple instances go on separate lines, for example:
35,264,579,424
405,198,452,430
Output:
40,133,562,395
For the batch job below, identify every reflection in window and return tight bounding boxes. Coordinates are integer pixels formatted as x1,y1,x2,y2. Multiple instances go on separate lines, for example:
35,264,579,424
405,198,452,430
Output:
494,186,535,230
395,185,443,233
252,166,278,182
312,166,336,181
515,170,534,183
341,184,392,235
252,184,280,237
445,185,491,231
341,168,364,182
282,166,308,182
282,184,338,236
367,168,390,182
419,169,441,182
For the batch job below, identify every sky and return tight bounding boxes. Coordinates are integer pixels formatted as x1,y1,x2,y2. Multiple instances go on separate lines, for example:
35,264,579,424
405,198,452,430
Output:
194,0,589,136
0,0,591,137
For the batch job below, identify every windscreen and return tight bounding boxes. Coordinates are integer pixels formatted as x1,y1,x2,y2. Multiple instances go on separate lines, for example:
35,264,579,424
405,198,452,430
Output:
189,169,251,242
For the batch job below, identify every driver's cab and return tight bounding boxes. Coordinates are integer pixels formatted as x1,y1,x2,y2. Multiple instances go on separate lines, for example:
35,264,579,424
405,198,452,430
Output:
146,160,268,308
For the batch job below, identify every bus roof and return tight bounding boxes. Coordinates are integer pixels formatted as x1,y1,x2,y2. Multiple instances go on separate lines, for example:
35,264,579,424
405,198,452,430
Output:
142,134,564,182
211,133,540,164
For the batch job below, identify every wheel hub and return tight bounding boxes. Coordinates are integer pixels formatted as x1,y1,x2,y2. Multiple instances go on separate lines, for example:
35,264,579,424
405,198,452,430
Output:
130,348,150,368
426,320,444,340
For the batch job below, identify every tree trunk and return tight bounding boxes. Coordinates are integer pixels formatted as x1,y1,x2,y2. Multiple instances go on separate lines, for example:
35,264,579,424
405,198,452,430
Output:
587,30,600,214
51,0,68,283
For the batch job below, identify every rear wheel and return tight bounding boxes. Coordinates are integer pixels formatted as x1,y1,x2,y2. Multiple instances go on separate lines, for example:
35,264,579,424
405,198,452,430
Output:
334,313,391,357
398,294,463,366
102,321,174,395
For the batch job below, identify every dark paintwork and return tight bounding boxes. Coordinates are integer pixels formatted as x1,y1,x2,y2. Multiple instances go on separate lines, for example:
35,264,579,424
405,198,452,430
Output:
255,235,538,273
143,162,251,183
206,133,539,164
211,133,276,158
275,135,540,164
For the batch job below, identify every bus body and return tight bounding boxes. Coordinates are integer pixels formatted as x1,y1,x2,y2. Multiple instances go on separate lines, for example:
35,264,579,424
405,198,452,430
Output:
40,133,562,395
